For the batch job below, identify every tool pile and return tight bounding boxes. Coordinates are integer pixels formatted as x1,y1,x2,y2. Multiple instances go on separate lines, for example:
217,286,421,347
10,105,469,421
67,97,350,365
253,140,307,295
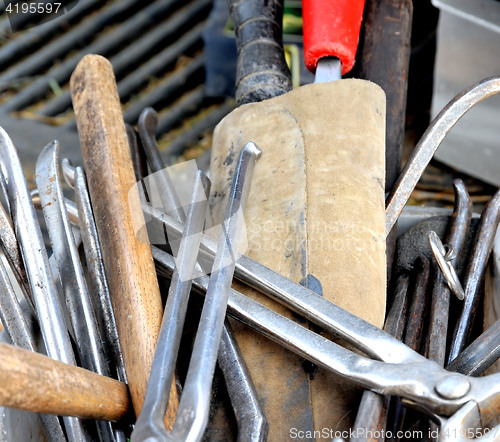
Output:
0,0,500,439
0,52,498,441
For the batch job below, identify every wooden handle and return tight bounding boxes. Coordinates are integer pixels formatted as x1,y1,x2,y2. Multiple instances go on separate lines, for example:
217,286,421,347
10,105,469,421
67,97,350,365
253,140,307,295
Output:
70,54,178,427
0,343,129,420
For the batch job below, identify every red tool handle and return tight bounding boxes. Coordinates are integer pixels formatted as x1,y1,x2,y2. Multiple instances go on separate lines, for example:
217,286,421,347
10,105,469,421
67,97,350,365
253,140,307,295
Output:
303,0,366,76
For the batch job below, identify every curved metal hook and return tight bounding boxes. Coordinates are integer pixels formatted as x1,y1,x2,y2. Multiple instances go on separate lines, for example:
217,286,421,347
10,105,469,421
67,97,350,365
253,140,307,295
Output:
386,76,500,234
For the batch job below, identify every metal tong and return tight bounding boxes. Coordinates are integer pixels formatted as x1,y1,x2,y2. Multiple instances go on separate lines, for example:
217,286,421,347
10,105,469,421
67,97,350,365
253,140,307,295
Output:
132,141,261,441
150,76,500,440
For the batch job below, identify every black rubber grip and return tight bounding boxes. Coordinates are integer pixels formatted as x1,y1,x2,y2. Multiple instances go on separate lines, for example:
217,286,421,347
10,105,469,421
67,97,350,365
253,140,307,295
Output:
228,0,292,105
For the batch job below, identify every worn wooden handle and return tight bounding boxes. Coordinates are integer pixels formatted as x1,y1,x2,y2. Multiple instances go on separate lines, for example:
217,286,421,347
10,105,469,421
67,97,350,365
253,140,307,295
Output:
70,54,178,426
0,343,129,420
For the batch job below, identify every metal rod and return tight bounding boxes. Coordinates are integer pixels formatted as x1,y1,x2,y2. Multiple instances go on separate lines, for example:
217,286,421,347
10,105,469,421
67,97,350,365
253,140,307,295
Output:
427,179,471,366
168,142,261,442
446,319,500,376
449,189,500,363
62,159,127,385
35,140,114,441
0,127,87,441
352,273,410,441
132,171,210,441
218,319,269,442
0,199,35,314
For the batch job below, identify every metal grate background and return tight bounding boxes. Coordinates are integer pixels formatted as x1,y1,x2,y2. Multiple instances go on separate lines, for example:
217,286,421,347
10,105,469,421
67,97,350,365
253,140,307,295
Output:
0,0,233,181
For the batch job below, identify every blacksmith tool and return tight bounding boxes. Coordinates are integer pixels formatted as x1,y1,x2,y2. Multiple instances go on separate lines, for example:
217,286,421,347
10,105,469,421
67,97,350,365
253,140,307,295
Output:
352,274,410,441
447,319,500,377
135,107,268,441
152,242,500,441
62,158,127,384
131,170,210,441
213,0,385,435
158,142,260,441
449,189,500,363
0,126,88,441
386,76,500,234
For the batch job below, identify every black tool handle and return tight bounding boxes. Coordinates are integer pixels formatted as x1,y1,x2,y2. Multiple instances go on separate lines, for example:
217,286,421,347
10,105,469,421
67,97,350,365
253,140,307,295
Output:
228,0,292,105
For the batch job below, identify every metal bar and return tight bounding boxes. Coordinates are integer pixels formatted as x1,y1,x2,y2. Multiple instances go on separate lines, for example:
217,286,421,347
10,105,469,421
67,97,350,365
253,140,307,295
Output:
427,179,471,366
389,258,430,438
449,189,500,363
0,199,35,314
0,126,87,441
352,273,410,441
35,140,114,441
132,171,210,441
127,125,149,184
218,320,269,442
0,258,35,351
138,107,184,220
446,320,500,376
167,142,260,441
74,165,127,383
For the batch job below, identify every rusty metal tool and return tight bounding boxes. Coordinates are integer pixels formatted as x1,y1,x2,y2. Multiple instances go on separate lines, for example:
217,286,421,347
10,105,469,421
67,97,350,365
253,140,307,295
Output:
131,170,210,441
0,126,88,441
386,76,500,234
356,0,413,283
166,142,260,441
152,244,500,440
0,341,130,421
137,107,184,220
62,158,127,385
448,189,500,363
0,198,34,314
70,54,178,424
447,319,500,377
0,257,35,352
352,273,410,441
136,107,268,441
218,320,269,442
427,180,472,366
388,257,431,439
